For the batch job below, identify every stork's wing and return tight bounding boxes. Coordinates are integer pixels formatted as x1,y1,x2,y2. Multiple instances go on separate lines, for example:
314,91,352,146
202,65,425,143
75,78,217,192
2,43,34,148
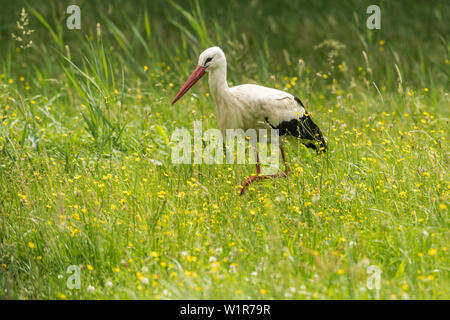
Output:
230,84,326,152
231,84,306,128
260,92,306,128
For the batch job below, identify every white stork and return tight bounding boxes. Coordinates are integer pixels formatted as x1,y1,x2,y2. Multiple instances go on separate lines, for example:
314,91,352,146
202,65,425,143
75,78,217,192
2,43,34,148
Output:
172,46,326,195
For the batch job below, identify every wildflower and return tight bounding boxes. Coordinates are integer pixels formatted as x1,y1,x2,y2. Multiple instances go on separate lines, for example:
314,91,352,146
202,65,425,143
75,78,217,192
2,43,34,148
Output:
294,166,304,175
144,65,148,71
87,285,95,293
11,8,34,49
87,264,94,271
28,242,36,249
260,289,266,294
428,248,437,256
439,203,447,210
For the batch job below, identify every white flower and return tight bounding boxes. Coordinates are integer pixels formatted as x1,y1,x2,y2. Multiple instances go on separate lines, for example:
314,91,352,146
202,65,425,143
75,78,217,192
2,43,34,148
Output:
87,285,95,293
105,281,113,288
140,277,149,285
181,251,188,256
209,256,217,263
142,266,149,273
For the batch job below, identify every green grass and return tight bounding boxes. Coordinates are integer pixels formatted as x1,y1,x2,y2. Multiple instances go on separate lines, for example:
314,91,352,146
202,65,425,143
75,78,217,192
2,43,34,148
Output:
0,0,449,299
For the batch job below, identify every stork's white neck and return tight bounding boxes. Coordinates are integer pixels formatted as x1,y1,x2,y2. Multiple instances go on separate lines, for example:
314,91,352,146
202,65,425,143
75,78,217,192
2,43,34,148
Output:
208,64,229,102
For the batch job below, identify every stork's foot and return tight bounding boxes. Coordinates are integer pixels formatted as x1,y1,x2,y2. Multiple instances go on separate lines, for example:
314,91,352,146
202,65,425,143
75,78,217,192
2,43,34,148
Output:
239,175,262,195
239,170,290,195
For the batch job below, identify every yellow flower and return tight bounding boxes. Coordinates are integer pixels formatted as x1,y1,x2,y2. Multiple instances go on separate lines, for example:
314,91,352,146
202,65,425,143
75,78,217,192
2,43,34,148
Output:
144,65,148,71
28,242,36,249
401,284,408,291
439,203,447,210
295,166,304,175
259,289,266,294
428,248,437,256
87,264,93,271
322,74,328,79
60,294,67,299
337,269,345,274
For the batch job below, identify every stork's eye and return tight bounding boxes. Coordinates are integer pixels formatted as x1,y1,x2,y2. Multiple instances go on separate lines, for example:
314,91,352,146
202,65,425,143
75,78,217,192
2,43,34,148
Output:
204,57,213,66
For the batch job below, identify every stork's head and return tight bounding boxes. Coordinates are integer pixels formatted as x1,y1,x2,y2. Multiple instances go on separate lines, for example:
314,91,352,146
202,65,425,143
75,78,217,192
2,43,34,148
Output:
172,46,225,105
198,46,226,71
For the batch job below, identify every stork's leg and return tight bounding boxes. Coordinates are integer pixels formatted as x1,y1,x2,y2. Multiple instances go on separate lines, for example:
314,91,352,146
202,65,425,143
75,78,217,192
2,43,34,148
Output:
279,145,291,176
239,146,290,195
239,147,262,195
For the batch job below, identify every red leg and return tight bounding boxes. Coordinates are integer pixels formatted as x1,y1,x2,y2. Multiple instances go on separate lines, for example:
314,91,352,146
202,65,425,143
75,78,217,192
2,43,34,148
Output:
239,146,290,195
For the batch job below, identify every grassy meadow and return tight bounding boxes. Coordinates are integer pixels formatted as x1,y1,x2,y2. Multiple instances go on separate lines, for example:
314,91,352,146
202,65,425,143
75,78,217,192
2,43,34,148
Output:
0,0,449,299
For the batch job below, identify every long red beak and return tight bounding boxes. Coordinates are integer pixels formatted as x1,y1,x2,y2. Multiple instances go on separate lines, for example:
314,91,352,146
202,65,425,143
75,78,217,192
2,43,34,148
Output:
171,65,206,105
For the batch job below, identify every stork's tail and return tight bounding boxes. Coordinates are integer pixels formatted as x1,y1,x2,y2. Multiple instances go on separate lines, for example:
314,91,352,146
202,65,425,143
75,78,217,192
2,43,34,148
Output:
298,114,327,153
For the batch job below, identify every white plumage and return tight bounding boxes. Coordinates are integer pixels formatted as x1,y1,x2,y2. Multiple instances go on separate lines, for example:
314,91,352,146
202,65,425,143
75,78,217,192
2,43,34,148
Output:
172,46,326,194
200,47,305,135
